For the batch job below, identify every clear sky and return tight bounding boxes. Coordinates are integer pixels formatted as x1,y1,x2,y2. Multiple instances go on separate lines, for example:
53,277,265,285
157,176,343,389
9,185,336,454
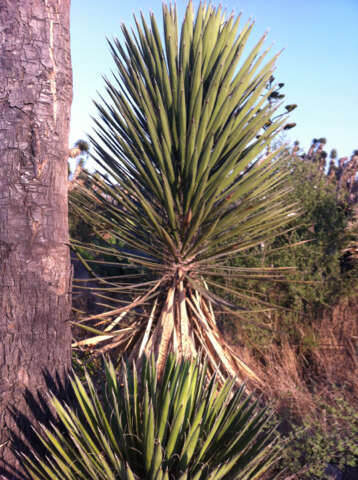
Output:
70,0,358,164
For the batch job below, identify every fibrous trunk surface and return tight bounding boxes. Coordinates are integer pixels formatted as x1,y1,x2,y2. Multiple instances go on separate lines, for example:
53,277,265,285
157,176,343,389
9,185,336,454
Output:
0,1,72,476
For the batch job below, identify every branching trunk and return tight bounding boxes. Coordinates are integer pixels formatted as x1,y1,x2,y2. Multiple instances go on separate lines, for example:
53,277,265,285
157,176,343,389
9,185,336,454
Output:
0,1,72,476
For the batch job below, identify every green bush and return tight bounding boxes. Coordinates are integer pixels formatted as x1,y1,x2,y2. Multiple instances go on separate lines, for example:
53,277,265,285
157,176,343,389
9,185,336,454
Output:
279,393,358,479
23,355,282,479
219,155,358,349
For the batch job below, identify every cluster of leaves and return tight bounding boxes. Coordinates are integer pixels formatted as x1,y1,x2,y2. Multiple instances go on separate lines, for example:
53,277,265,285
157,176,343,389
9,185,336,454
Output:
279,392,358,479
23,355,282,480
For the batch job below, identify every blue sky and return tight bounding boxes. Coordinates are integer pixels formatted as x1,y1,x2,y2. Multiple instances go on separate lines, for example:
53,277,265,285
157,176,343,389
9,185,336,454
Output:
70,0,358,163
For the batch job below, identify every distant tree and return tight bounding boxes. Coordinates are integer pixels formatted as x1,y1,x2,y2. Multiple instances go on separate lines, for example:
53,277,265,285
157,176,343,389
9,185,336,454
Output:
302,138,358,204
68,139,89,190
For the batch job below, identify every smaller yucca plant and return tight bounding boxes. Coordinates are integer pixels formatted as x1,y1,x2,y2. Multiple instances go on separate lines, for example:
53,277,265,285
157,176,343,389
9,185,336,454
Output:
23,355,282,480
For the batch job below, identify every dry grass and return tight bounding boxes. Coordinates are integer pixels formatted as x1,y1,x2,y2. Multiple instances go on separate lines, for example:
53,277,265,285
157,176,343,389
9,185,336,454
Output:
224,292,358,421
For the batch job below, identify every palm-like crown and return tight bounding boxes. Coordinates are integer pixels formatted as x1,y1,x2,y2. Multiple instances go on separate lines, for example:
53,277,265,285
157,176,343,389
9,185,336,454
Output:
71,2,296,382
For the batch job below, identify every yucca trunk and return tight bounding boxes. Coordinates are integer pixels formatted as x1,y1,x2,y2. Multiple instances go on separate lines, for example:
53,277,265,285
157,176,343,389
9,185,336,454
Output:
124,277,254,381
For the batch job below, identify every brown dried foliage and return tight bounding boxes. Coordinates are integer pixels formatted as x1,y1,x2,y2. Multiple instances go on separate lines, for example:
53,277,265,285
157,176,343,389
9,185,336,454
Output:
224,293,358,420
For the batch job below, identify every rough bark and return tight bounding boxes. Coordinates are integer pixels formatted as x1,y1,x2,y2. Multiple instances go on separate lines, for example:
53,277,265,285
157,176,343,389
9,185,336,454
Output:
0,0,72,477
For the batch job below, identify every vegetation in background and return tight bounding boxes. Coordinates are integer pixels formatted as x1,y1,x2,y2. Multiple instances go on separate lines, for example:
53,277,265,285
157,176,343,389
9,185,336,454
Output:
224,143,358,342
279,391,358,479
222,141,358,479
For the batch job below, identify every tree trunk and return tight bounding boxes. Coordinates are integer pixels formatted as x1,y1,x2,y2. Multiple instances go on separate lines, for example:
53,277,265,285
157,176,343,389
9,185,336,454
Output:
0,0,72,477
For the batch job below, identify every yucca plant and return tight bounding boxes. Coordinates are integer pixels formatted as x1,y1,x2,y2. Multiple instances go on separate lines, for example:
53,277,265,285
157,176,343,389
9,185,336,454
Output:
23,355,282,479
71,1,296,382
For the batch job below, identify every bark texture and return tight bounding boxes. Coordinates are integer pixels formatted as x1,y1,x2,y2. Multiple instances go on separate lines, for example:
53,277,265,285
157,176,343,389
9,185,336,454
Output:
0,0,72,476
